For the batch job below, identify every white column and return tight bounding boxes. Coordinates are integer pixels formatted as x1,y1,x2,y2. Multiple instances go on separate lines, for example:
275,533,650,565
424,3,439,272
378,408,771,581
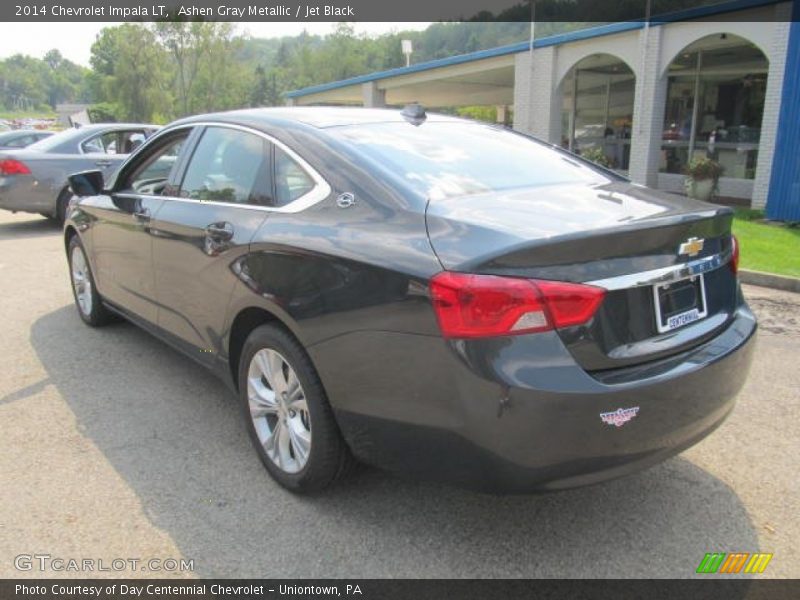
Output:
513,46,559,142
362,81,386,108
285,97,296,107
628,26,666,188
513,51,534,134
496,105,507,125
752,8,792,209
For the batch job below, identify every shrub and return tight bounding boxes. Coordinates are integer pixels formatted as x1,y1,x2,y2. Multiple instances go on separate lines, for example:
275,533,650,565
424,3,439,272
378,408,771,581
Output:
685,157,724,181
582,147,611,168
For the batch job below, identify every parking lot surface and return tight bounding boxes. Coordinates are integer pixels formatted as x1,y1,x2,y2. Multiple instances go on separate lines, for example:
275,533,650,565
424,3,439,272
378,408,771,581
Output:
0,210,797,578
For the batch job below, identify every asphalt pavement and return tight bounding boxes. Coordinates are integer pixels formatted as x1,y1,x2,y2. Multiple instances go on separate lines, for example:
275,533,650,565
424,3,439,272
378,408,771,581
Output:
0,210,797,578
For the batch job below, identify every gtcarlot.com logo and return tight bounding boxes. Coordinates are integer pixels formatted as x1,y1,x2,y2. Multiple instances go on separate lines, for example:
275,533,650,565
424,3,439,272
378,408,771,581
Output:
14,554,194,573
696,552,773,574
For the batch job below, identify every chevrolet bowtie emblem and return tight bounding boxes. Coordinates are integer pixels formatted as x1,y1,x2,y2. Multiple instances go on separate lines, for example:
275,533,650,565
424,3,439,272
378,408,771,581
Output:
679,237,705,257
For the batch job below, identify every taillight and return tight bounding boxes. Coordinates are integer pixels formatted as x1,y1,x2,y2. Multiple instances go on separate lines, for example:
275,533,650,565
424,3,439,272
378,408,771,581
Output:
0,159,31,176
429,272,605,339
730,234,739,275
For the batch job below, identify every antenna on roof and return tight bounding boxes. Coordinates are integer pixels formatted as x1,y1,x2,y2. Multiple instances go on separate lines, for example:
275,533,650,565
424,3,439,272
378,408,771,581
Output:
401,103,426,126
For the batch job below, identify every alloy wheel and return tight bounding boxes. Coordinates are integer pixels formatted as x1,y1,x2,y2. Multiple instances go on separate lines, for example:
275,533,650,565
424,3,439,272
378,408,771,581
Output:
70,245,93,317
247,348,312,474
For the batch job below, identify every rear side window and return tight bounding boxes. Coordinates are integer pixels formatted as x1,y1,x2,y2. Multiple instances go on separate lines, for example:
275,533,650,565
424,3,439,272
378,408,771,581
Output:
180,127,272,206
4,135,36,148
274,147,315,207
334,122,614,200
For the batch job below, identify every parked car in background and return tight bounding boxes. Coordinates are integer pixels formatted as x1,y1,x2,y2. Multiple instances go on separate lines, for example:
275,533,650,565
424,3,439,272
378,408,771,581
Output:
0,122,11,132
0,123,157,222
0,129,54,150
64,107,756,493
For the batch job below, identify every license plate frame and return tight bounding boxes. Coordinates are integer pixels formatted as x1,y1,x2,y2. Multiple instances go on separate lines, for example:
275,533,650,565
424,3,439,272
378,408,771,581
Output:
653,274,708,334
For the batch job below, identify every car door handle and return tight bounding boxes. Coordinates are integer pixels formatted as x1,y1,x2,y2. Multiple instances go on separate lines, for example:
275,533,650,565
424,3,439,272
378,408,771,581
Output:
95,160,113,167
205,222,234,241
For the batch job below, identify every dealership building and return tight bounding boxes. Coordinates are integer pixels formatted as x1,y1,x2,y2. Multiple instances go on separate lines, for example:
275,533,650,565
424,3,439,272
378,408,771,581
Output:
286,0,800,220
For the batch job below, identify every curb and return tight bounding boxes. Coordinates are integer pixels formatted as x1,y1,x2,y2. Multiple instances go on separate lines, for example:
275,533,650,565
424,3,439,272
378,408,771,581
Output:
739,269,800,294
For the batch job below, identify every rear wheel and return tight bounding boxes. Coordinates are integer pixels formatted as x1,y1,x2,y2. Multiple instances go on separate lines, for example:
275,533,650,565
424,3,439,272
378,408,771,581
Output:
68,235,115,327
238,324,353,492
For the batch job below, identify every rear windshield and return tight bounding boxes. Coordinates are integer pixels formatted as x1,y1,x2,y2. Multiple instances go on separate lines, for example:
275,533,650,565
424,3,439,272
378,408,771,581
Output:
332,121,617,200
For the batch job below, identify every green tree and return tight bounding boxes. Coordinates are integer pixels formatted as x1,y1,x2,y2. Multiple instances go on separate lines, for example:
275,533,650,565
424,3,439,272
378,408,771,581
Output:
251,65,268,107
89,24,170,121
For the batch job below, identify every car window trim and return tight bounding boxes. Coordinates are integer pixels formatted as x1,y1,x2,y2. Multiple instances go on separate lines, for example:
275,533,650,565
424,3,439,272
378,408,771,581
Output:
119,121,330,214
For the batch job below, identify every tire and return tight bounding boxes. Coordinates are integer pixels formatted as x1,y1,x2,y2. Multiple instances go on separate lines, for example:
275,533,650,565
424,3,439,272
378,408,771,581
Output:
67,235,115,327
238,324,354,492
55,188,71,224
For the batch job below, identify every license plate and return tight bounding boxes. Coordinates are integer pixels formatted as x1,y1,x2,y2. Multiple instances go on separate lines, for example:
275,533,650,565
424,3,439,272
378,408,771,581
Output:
653,274,708,333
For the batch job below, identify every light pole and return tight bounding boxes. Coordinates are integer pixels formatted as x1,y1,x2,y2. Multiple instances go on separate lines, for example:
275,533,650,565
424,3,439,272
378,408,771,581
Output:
401,39,413,67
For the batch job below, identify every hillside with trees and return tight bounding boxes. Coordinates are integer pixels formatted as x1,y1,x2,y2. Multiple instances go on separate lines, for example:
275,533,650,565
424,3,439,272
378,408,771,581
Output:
0,21,539,122
0,1,715,122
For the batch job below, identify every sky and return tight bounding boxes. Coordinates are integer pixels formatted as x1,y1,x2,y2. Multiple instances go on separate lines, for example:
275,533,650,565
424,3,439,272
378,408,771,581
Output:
0,22,432,66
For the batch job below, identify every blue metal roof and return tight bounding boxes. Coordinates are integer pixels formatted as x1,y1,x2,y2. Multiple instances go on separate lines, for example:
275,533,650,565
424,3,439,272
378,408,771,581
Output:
286,0,784,99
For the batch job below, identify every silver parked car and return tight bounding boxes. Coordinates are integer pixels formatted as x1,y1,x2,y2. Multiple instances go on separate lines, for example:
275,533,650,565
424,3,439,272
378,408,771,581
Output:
0,123,157,222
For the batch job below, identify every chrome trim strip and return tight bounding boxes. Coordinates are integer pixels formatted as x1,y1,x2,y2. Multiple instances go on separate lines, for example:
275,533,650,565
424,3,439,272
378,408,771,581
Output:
119,122,331,214
588,249,731,291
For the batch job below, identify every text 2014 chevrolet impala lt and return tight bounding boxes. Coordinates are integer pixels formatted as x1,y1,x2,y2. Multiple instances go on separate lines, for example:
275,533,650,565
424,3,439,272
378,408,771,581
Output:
64,107,756,493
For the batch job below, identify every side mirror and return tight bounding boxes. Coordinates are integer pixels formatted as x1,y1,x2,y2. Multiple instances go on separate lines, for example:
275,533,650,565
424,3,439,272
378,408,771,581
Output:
69,170,104,197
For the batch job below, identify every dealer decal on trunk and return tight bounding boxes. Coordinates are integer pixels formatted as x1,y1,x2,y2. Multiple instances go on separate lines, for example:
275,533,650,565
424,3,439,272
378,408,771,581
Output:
600,407,640,427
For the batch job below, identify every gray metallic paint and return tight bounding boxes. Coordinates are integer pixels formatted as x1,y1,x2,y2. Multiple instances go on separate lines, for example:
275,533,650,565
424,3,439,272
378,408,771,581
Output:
64,108,756,491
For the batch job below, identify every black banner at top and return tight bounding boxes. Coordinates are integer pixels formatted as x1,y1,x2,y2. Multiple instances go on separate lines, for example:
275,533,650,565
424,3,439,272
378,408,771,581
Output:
0,0,793,22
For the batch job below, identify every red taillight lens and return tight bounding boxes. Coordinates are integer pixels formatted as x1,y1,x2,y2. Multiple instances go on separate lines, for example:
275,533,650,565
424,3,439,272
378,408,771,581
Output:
429,272,605,339
730,234,739,275
0,159,31,176
533,279,608,329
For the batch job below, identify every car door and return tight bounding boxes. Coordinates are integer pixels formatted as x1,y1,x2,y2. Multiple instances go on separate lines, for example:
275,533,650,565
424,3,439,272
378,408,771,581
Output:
150,125,272,363
87,128,193,323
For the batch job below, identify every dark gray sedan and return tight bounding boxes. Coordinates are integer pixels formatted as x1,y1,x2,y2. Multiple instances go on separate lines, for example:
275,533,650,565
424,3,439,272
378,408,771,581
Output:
64,107,756,493
0,123,157,222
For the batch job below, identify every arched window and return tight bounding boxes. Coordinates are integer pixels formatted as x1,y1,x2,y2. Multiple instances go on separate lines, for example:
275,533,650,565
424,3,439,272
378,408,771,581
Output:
560,54,636,171
661,34,768,180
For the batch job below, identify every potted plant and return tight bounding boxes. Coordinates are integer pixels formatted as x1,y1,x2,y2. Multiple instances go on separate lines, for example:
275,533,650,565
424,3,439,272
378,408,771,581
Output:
684,157,723,201
582,147,611,168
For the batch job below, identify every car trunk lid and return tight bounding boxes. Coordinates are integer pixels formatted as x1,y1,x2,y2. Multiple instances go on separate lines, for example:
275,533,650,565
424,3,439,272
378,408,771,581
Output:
425,181,738,371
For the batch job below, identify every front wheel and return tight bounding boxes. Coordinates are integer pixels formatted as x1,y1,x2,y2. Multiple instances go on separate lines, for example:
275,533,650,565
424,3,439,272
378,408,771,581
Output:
238,324,354,492
68,235,115,327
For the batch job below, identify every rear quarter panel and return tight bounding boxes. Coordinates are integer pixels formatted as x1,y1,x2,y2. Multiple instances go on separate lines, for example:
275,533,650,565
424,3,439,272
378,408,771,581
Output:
1,154,114,215
223,130,444,400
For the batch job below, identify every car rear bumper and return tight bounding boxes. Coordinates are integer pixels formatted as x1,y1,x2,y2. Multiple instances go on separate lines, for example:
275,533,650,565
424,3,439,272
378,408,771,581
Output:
321,302,757,492
0,176,53,215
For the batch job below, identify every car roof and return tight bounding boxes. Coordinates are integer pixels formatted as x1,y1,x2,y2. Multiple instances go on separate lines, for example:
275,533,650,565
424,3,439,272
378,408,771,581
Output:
76,123,158,132
170,106,464,130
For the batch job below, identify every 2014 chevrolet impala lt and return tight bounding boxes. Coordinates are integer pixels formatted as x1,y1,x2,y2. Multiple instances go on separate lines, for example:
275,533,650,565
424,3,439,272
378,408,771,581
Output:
64,107,756,493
